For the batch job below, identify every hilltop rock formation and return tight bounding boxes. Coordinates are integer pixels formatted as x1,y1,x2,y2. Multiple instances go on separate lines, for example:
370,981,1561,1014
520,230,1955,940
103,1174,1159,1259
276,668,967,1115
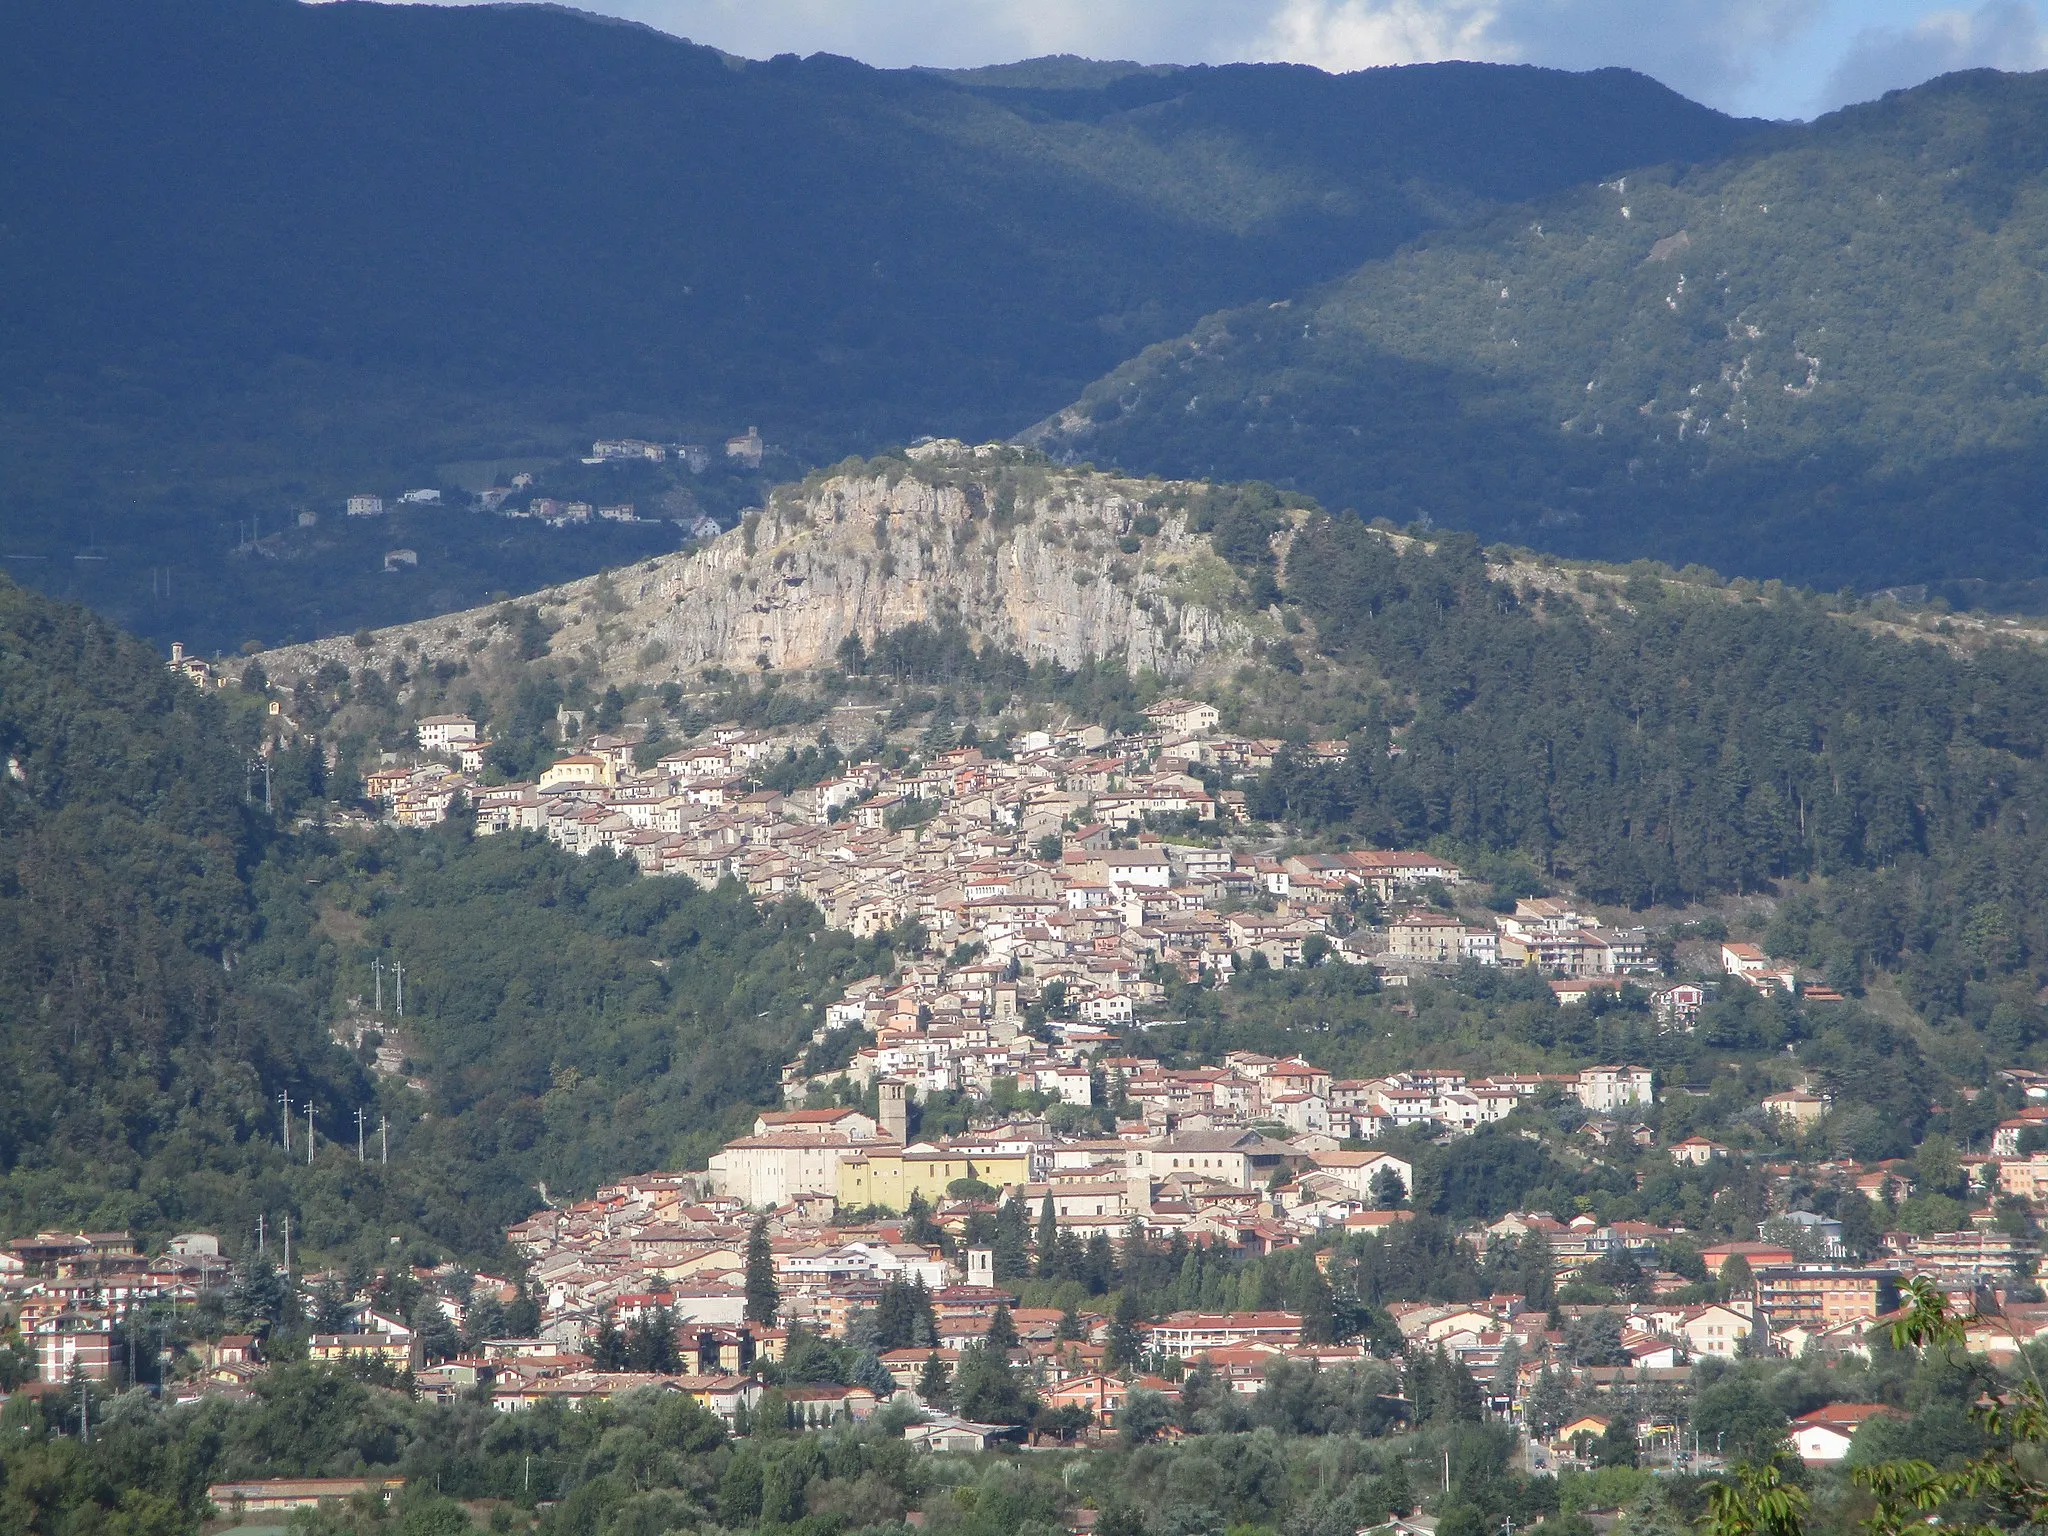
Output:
257,448,1261,686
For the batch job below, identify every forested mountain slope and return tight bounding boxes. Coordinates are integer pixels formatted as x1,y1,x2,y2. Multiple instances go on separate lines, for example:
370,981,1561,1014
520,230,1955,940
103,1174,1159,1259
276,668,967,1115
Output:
0,578,350,1236
1040,70,2048,597
0,0,1756,644
0,575,886,1259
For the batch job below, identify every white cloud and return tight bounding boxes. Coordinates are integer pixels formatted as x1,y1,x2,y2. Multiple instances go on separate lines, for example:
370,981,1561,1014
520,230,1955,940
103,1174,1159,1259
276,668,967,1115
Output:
1255,0,1503,67
1823,0,2048,107
1252,0,1826,109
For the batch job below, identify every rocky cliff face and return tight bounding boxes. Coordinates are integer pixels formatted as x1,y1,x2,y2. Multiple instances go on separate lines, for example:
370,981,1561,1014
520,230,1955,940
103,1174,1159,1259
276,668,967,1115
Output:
258,447,1260,686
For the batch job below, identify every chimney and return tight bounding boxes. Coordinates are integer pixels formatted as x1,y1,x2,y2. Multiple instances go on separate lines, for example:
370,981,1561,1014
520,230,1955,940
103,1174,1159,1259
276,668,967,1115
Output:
878,1078,909,1143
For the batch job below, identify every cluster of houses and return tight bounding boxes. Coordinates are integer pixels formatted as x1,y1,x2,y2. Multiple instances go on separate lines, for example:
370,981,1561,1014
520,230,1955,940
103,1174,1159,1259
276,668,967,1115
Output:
474,1146,2047,1459
11,1108,2048,1468
328,431,765,536
1,1231,235,1384
360,699,1693,1027
584,428,764,470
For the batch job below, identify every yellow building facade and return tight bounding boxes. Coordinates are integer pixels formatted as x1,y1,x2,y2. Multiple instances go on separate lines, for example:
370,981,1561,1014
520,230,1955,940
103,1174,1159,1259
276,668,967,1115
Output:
837,1144,1031,1211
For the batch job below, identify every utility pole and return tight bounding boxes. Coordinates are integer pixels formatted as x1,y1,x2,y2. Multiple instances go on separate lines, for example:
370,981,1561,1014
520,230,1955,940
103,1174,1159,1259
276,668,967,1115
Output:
381,1114,388,1164
256,1212,265,1257
283,1213,291,1273
357,1107,366,1163
394,959,404,1018
307,1101,315,1165
280,1091,292,1153
1443,1447,1451,1494
373,957,384,1015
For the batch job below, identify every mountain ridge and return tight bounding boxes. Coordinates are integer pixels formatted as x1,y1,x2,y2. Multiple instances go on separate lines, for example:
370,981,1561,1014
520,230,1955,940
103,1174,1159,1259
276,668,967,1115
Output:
0,0,1761,644
1037,67,2048,594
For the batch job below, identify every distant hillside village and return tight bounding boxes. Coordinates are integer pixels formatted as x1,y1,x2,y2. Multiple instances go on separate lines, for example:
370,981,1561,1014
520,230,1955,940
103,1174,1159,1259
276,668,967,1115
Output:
329,434,766,535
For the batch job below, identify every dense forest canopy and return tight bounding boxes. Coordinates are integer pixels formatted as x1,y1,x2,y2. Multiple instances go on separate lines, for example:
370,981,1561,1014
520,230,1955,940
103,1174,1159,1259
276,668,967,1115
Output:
1245,513,2048,1040
1048,70,2048,598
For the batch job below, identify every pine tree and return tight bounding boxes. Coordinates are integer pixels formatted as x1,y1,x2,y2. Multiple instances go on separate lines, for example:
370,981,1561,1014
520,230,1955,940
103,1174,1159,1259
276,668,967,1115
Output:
874,1277,915,1352
1380,1456,1414,1517
1105,1290,1146,1372
1492,1336,1524,1397
1294,1258,1338,1344
1407,1347,1437,1426
1370,1163,1408,1209
311,1274,354,1335
918,1350,952,1409
408,1291,462,1365
985,1303,1019,1352
1525,1365,1570,1437
1082,1231,1117,1293
1036,1191,1058,1278
1442,1344,1484,1422
229,1255,291,1335
951,1340,1031,1424
744,1217,779,1328
1051,1229,1085,1283
992,1198,1031,1280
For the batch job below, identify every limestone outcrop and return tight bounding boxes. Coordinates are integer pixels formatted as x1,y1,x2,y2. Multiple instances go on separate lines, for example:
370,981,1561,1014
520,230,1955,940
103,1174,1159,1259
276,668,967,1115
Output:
259,448,1259,686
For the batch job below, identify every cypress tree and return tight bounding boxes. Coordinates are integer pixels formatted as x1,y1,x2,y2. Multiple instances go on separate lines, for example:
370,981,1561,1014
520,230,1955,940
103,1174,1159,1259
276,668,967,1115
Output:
906,1190,939,1246
1521,1228,1556,1310
1176,1246,1203,1311
1036,1191,1058,1277
744,1217,779,1327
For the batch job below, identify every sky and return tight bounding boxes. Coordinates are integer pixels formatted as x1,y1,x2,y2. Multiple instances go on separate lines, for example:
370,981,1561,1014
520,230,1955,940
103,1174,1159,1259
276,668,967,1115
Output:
434,0,2048,119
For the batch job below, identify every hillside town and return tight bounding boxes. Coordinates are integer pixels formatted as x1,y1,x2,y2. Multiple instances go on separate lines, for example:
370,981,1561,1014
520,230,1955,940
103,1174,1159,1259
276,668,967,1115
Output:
358,695,1686,1020
21,666,2028,1480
